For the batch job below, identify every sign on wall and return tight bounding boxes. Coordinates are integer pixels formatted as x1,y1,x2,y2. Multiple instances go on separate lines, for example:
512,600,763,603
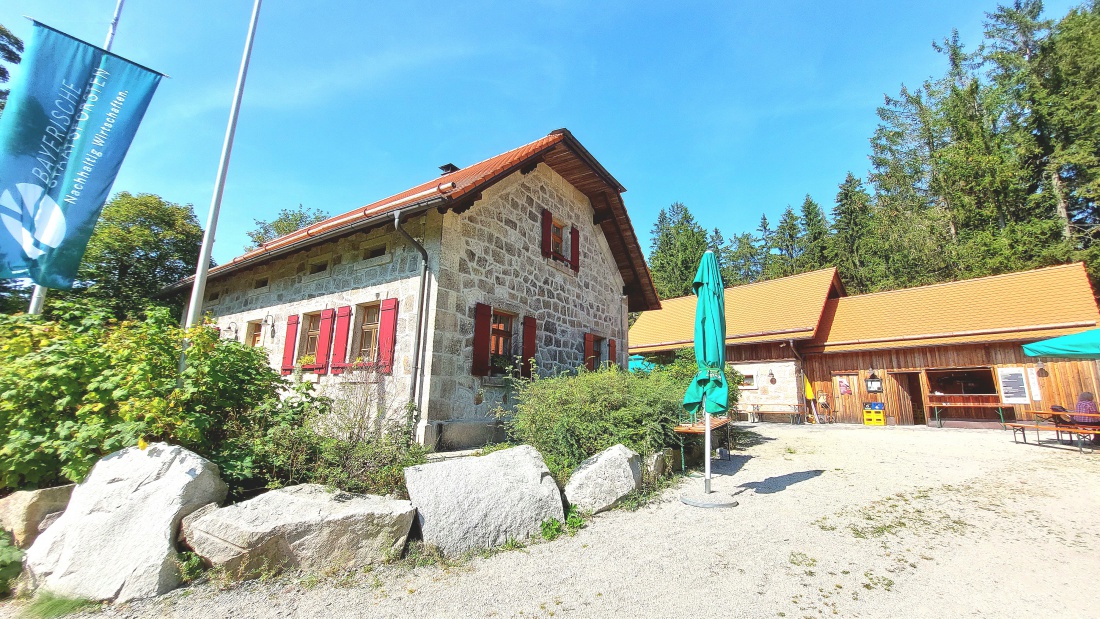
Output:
996,367,1031,405
1026,367,1042,401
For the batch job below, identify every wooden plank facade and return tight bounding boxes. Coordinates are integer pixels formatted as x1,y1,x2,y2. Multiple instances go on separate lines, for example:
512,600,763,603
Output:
799,343,1100,426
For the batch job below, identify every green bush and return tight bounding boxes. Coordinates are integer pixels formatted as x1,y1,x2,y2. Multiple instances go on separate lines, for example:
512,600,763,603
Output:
502,350,741,484
0,302,328,497
0,529,22,597
501,363,681,482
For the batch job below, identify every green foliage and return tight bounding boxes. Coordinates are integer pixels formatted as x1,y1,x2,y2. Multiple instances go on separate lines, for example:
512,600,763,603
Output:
56,192,204,321
245,204,330,251
0,22,23,115
501,355,733,483
651,1,1100,296
648,202,709,299
21,592,96,619
175,551,205,584
0,302,326,496
565,505,587,534
540,517,564,541
0,529,22,597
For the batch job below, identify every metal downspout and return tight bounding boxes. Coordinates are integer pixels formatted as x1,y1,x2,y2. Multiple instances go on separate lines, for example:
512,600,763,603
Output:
394,210,431,433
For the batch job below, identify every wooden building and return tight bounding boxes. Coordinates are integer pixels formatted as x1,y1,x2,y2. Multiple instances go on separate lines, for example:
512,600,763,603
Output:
629,263,1100,428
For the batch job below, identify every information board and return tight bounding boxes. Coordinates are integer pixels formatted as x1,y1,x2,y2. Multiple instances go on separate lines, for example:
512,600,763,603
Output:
996,367,1031,405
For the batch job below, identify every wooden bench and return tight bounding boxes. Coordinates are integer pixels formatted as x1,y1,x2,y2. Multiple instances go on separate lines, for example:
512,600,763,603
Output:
748,405,804,425
673,416,733,471
1006,422,1098,453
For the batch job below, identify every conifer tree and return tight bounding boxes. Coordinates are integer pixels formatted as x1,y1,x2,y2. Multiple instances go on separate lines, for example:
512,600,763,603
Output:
648,202,709,298
828,173,875,293
799,195,830,272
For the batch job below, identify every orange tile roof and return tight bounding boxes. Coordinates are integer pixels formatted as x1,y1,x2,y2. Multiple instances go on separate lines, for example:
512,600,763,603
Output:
165,129,661,310
629,268,842,353
216,132,568,271
805,263,1100,353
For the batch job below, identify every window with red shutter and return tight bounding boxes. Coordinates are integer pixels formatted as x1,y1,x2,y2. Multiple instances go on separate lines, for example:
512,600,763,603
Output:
280,315,299,375
472,303,492,376
541,209,553,258
521,316,537,378
377,298,399,374
569,226,580,272
329,306,353,374
311,309,337,374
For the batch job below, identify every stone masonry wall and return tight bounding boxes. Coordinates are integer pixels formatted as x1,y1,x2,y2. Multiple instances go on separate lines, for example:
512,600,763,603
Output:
428,164,628,421
197,213,444,429
732,360,801,409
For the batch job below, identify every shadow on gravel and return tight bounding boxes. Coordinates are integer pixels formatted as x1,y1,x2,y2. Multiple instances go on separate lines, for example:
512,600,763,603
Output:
730,428,773,449
711,454,751,477
738,469,824,494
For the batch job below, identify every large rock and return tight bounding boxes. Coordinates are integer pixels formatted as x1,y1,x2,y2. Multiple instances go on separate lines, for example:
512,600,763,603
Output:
184,484,415,577
0,484,74,548
404,445,564,555
564,444,642,513
23,443,227,602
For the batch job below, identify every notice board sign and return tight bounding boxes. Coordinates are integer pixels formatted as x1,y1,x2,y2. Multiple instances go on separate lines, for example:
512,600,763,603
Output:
997,367,1031,405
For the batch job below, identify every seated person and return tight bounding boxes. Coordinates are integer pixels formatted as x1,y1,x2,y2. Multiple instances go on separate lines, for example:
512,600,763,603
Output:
1074,392,1100,444
1074,392,1099,424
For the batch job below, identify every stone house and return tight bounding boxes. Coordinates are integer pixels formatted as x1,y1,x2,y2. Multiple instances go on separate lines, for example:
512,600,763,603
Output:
167,129,660,449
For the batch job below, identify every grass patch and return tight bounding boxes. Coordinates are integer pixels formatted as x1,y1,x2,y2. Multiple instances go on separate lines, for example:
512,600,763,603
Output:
474,442,514,456
617,471,683,511
788,551,818,568
21,593,97,619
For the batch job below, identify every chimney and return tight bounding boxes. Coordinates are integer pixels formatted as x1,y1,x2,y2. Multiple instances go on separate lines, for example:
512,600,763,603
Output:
439,163,460,175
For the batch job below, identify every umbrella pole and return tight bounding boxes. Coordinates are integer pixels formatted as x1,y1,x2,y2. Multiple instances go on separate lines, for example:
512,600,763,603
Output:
704,394,712,494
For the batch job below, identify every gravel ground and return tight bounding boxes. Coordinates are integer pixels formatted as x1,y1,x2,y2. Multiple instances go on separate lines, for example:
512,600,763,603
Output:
5,423,1099,619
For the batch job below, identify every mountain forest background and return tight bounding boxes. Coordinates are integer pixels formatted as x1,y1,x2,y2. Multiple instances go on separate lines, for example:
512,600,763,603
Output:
649,0,1100,300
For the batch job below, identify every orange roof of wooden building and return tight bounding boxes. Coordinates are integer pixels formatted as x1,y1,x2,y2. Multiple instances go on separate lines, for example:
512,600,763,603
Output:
629,267,844,353
805,262,1100,353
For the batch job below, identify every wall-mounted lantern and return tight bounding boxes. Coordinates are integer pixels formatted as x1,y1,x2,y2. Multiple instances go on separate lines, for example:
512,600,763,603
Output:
865,369,884,393
225,322,239,341
262,314,276,340
767,369,776,384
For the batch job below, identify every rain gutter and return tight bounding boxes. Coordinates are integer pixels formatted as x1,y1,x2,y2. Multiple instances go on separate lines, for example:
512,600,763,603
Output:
393,208,431,430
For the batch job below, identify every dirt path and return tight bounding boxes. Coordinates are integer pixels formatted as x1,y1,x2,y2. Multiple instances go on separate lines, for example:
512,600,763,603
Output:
6,423,1099,618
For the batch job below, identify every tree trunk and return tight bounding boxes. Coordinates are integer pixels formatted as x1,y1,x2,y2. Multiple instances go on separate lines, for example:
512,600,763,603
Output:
1049,168,1072,240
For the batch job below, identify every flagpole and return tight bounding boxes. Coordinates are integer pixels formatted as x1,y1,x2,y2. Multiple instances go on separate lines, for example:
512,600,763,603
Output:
27,0,127,316
183,0,261,328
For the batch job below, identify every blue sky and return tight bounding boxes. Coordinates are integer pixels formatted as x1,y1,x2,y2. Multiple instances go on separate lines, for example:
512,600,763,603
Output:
0,0,1081,265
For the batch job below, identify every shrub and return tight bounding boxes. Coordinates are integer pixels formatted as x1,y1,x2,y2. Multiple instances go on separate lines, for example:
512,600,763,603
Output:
502,364,684,482
0,302,328,497
501,350,741,483
0,530,22,597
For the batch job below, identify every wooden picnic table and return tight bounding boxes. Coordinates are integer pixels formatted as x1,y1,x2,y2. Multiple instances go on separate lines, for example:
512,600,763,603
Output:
673,415,733,472
1007,418,1099,453
926,403,1013,429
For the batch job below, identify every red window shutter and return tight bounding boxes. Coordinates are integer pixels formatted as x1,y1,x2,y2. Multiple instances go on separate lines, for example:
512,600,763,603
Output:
541,209,552,258
584,332,595,371
472,302,492,376
280,315,300,375
329,306,353,374
569,226,580,272
312,308,337,374
608,338,617,367
378,298,399,374
521,316,537,378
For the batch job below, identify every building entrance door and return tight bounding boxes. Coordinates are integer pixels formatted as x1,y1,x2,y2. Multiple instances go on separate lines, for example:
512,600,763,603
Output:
833,374,860,424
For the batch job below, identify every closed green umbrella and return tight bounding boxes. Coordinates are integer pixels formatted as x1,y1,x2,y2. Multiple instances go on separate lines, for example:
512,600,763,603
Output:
683,250,728,494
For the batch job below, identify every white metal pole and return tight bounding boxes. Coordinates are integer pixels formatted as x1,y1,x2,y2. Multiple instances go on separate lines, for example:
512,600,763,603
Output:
704,405,712,494
27,0,126,316
183,0,262,329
